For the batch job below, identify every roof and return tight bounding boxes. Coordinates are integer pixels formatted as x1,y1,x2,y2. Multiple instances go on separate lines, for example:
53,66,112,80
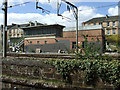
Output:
83,15,119,24
8,24,29,29
63,25,102,31
2,21,43,30
22,24,65,29
0,25,13,29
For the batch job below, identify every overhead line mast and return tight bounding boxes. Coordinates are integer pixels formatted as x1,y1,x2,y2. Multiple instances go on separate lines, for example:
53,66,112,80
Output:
2,0,7,58
57,0,78,53
36,0,50,14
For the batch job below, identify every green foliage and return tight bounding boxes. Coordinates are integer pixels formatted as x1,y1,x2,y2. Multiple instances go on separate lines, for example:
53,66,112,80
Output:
76,35,101,60
44,59,120,88
106,35,120,45
44,35,120,88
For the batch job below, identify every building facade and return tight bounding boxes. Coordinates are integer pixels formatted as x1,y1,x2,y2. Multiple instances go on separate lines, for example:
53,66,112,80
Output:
23,25,105,53
7,21,43,42
82,16,119,35
0,21,43,52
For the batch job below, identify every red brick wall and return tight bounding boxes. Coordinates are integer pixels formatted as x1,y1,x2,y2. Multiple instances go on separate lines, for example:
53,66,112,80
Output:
62,29,103,49
63,29,102,38
24,29,104,50
57,36,103,49
24,38,56,46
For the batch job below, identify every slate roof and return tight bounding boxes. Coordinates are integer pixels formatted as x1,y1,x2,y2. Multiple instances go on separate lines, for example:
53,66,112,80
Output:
0,25,13,30
83,15,119,24
0,22,43,30
22,24,65,29
9,23,30,29
63,25,102,31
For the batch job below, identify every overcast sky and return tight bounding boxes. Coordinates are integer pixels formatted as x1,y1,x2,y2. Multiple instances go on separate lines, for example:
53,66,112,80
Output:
0,0,119,27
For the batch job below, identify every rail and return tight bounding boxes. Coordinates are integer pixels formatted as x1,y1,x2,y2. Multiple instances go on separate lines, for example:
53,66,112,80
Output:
6,52,120,60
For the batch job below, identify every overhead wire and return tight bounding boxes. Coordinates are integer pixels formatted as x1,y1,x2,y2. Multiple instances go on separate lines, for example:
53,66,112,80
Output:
0,3,3,8
57,0,73,22
79,3,118,11
1,1,118,23
7,1,31,8
58,3,118,22
0,3,4,10
36,0,50,14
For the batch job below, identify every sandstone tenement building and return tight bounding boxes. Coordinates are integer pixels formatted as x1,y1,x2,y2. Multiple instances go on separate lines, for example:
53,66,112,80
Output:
82,15,119,35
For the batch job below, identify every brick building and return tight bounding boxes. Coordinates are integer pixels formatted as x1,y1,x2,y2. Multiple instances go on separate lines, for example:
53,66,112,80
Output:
82,15,119,35
22,24,105,53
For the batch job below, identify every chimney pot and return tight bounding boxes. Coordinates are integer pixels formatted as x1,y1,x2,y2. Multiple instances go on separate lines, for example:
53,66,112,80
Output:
29,21,32,26
35,21,37,26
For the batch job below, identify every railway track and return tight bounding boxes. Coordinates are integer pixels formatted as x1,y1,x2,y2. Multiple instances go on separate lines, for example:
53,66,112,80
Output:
5,52,120,60
0,52,119,60
6,53,76,59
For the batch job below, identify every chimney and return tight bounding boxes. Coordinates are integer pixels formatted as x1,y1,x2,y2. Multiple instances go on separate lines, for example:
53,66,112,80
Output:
35,21,38,26
29,21,32,26
106,14,109,19
12,23,16,26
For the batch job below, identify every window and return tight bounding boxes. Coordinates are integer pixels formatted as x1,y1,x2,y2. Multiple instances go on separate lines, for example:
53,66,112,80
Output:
112,29,116,35
13,29,15,33
107,30,110,35
99,22,102,25
113,21,115,26
45,41,47,44
30,41,32,44
107,22,110,27
82,41,85,48
21,29,24,32
72,42,76,49
17,28,19,33
37,41,40,44
9,29,11,33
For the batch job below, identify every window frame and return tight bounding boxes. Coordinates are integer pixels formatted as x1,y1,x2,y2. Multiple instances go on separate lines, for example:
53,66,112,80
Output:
113,21,115,27
107,22,110,27
45,41,47,44
37,41,40,44
30,41,32,44
107,30,110,35
112,29,116,35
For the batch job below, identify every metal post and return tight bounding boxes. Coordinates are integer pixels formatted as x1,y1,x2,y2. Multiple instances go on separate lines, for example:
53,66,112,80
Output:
60,0,79,53
2,0,7,57
118,1,120,52
118,1,120,35
76,8,78,53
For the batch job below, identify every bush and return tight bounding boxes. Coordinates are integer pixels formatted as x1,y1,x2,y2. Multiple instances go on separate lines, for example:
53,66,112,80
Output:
106,35,120,46
44,59,120,88
44,35,120,88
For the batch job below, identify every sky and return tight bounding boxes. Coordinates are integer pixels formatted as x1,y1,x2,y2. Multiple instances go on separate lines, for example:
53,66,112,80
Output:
0,0,119,27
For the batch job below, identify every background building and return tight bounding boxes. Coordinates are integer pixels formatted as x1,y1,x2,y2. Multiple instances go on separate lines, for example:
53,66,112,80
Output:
0,21,43,52
7,21,43,43
82,15,119,35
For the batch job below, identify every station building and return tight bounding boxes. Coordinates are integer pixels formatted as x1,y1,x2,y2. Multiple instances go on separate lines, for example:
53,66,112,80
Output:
22,24,105,53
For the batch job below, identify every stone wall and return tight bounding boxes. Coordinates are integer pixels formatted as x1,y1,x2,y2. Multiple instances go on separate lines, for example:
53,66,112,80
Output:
2,59,60,80
2,58,113,88
2,58,86,88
